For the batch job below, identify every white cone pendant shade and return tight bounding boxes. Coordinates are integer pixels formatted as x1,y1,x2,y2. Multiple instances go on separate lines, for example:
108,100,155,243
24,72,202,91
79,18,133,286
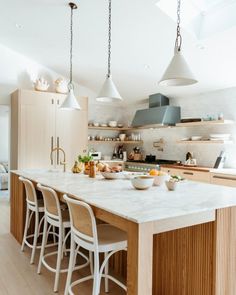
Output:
159,51,197,86
97,76,122,102
60,87,81,110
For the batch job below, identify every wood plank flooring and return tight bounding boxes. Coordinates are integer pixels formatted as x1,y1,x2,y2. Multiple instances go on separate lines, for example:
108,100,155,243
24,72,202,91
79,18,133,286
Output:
0,194,125,295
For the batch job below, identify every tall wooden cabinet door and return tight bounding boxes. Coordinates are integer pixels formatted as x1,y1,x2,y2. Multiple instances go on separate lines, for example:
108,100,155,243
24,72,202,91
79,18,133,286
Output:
55,96,88,169
18,90,56,169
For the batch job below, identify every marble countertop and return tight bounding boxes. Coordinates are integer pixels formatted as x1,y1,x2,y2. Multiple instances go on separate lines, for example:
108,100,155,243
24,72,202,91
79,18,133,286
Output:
12,170,236,224
210,168,236,176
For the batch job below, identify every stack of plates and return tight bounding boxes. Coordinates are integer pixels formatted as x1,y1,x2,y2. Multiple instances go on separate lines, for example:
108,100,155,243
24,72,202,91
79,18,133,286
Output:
209,134,230,141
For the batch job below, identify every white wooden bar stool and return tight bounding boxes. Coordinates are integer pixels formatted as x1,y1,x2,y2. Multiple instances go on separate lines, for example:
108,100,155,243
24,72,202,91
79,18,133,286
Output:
63,194,127,295
19,177,51,265
37,184,90,293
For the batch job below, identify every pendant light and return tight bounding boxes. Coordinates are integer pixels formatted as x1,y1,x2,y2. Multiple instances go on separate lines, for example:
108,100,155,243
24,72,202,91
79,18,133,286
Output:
60,2,81,110
159,0,197,86
96,0,122,102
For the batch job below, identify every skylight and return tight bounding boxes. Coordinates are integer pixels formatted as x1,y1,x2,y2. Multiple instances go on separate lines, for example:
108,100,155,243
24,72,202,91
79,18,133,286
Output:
156,0,236,40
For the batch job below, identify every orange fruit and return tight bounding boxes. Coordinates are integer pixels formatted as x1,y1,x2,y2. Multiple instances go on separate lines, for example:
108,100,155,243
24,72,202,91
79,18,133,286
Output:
149,169,159,176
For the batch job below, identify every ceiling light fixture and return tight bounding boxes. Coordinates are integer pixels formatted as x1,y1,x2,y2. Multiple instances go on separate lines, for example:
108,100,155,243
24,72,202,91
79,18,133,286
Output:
159,0,198,86
60,2,81,110
96,0,122,102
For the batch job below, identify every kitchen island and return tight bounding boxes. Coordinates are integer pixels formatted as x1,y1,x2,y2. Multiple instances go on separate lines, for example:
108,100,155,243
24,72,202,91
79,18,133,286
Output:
10,170,236,295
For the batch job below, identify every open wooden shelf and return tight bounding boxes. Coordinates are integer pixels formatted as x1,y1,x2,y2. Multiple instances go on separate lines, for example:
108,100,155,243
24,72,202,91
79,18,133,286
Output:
176,120,234,127
88,126,134,131
88,140,143,144
177,140,233,144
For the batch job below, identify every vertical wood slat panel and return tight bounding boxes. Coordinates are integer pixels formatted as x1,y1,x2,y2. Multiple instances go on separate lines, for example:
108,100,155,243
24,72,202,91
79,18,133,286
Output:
214,207,236,295
153,222,215,295
10,172,26,243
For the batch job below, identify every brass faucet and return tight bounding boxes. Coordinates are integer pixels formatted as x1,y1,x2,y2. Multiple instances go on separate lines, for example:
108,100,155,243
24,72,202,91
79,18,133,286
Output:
50,147,67,172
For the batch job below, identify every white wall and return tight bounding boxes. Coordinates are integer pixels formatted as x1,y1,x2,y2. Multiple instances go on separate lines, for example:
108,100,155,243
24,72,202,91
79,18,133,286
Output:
0,42,95,105
0,108,9,161
124,87,236,168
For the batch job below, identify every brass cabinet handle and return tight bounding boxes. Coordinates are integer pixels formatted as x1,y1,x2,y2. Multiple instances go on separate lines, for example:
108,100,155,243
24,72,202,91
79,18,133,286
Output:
213,175,236,181
183,171,194,175
51,137,54,165
57,137,59,165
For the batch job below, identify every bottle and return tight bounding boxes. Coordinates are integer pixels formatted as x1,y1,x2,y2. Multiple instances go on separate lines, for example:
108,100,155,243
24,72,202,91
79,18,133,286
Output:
89,161,96,178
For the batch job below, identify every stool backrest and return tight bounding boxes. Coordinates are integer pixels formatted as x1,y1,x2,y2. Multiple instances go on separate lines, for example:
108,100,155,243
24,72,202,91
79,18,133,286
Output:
37,184,61,219
19,177,37,205
63,195,98,244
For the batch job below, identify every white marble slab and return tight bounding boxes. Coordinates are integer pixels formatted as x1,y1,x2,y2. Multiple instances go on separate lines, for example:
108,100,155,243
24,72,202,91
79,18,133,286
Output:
210,168,236,176
12,170,236,224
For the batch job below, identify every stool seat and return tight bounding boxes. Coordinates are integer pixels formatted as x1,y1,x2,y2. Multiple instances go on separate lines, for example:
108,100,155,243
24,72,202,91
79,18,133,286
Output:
97,224,127,253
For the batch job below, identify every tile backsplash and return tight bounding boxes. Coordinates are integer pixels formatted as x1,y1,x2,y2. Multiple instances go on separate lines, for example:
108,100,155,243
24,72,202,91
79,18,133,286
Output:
89,87,236,168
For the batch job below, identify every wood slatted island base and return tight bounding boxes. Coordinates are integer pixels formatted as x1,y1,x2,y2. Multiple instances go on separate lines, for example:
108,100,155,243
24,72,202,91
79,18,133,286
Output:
10,171,236,295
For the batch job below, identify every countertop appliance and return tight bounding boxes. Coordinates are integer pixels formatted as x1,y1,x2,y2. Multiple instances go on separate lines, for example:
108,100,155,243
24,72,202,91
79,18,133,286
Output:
89,151,102,160
124,159,179,172
131,93,181,127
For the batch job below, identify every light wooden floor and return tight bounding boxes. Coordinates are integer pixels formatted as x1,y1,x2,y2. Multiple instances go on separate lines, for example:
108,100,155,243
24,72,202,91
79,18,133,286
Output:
0,194,125,295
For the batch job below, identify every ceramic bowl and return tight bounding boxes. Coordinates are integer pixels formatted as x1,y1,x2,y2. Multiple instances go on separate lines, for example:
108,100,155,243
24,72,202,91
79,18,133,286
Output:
131,176,154,190
108,121,118,127
123,172,146,180
165,180,177,191
119,134,126,141
93,122,99,127
191,136,202,141
101,171,123,180
153,173,170,186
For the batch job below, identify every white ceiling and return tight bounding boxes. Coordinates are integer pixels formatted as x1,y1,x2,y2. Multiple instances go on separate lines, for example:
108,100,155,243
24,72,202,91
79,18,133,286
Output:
0,0,236,103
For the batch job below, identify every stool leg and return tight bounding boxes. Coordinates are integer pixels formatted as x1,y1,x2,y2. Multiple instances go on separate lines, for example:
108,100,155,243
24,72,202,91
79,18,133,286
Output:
21,206,30,252
30,210,39,264
89,251,94,275
92,252,100,295
54,225,63,292
64,234,76,295
37,217,48,274
104,252,109,293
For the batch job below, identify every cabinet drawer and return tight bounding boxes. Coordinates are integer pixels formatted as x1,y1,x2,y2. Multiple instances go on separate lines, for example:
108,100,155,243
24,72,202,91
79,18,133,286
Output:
210,173,236,187
161,167,210,183
181,170,210,183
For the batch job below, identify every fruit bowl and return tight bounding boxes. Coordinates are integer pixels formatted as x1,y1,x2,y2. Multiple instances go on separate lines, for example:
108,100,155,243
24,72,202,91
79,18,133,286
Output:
100,171,123,180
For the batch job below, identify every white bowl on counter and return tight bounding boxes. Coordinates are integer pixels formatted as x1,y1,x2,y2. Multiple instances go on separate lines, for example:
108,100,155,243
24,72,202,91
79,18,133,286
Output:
123,172,147,180
131,176,154,190
153,173,170,186
101,171,123,180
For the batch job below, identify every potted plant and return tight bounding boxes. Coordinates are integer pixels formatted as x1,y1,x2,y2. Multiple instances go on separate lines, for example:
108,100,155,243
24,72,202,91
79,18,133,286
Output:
78,154,93,175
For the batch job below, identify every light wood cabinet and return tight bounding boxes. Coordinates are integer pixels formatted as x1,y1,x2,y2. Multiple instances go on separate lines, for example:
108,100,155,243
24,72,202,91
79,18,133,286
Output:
11,89,88,170
161,167,210,183
210,173,236,187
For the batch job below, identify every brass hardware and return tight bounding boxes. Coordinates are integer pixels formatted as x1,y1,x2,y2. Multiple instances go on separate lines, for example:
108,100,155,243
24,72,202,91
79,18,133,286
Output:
183,172,194,175
51,137,54,165
50,147,67,172
57,137,59,165
213,175,236,181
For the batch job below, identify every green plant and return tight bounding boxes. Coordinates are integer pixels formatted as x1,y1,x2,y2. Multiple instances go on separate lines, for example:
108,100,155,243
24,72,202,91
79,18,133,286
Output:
78,154,93,163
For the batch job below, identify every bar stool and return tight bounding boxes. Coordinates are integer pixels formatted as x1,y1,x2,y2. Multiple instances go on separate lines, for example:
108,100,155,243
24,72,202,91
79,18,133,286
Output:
63,194,127,295
20,177,50,265
37,184,89,293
